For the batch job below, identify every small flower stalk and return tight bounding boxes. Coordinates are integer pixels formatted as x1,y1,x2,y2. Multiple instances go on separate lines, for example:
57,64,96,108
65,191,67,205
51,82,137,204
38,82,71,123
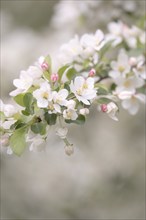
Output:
0,20,145,156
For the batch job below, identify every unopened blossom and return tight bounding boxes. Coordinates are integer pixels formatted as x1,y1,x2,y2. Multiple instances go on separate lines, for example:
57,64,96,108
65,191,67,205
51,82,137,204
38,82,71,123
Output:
56,127,68,139
101,104,108,112
79,108,89,116
129,57,137,67
0,100,17,117
70,76,97,105
7,147,13,155
33,82,52,108
37,56,49,71
0,133,10,147
118,91,145,115
51,73,59,82
89,68,96,77
64,144,74,156
101,102,118,121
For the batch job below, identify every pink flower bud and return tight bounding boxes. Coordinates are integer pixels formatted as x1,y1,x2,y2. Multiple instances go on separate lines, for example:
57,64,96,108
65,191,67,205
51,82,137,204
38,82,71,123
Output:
129,57,137,67
41,62,49,71
101,104,108,112
89,68,96,77
51,73,59,82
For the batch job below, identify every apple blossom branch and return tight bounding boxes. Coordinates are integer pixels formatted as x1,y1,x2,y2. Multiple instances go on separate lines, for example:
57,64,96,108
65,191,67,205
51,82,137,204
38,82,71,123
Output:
0,20,145,156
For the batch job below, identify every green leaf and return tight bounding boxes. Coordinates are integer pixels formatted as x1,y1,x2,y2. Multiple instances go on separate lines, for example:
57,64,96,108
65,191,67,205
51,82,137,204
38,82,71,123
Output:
43,55,52,81
58,65,69,82
23,93,34,115
43,70,50,81
23,93,33,107
97,97,112,104
66,67,77,80
65,115,85,125
99,40,113,59
14,94,25,107
0,111,5,121
10,127,27,156
31,122,46,135
44,112,57,125
10,120,26,130
45,55,52,73
97,87,108,95
64,82,70,91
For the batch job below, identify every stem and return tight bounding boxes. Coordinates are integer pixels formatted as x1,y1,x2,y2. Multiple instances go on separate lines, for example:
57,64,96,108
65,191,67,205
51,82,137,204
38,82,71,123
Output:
63,138,72,146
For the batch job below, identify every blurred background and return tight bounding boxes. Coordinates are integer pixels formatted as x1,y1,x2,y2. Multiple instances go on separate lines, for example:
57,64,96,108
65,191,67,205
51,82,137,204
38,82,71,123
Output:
1,0,145,219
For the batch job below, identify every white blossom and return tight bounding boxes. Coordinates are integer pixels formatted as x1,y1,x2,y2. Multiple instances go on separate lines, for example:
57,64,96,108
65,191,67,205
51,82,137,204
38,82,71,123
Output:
70,76,96,105
63,108,78,121
118,91,145,115
106,102,119,121
59,35,83,64
109,50,131,78
26,132,46,152
0,99,17,117
33,82,52,108
114,75,144,93
80,29,105,51
100,102,119,121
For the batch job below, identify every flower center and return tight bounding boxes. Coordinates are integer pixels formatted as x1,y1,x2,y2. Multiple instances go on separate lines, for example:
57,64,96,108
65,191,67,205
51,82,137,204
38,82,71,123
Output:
67,111,72,119
76,88,82,95
118,66,125,72
83,83,88,89
124,80,131,88
43,92,49,99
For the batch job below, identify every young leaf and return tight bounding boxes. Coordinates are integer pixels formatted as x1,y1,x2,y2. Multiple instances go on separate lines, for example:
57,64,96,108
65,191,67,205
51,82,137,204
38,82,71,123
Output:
99,40,113,59
10,127,27,156
43,70,50,81
14,94,25,107
44,112,57,125
31,122,46,135
45,55,52,73
66,67,77,80
65,115,85,125
58,65,69,82
97,97,112,104
23,93,34,115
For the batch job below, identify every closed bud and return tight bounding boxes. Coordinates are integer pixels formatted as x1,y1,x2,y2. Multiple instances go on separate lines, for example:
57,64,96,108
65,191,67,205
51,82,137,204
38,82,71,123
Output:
64,144,74,156
101,104,108,112
129,57,137,67
41,62,49,71
89,68,96,77
51,73,59,82
0,134,10,147
79,108,89,115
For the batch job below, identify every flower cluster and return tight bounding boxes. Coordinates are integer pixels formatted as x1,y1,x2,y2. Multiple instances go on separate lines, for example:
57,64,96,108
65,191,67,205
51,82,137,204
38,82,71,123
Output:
0,21,145,156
